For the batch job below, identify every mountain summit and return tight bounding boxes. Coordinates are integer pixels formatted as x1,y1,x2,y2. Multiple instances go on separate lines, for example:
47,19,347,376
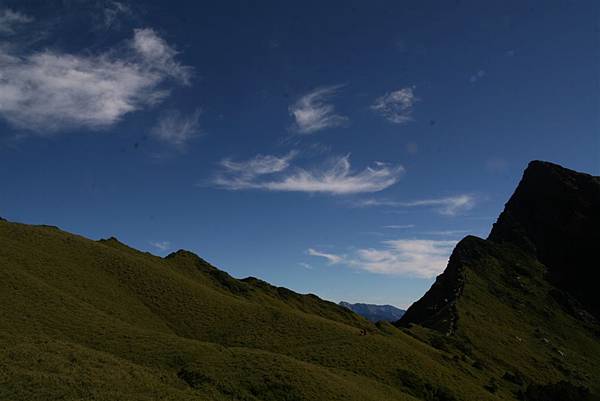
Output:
488,160,600,319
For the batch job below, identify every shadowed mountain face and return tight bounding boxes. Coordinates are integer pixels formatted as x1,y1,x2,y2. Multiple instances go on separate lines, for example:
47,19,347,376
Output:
339,302,405,322
488,161,600,319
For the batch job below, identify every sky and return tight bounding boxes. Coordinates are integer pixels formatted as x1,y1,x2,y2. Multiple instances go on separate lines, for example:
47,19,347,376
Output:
0,0,598,309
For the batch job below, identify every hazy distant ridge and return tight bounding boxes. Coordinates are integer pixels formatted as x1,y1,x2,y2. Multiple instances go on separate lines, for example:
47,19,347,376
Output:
339,301,405,322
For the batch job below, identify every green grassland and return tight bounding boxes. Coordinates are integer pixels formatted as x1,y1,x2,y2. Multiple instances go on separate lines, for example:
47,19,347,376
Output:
1,219,598,400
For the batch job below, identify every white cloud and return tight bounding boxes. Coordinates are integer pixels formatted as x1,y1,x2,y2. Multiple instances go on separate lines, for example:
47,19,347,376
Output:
298,262,313,270
371,87,417,124
0,27,191,132
151,109,201,147
0,9,33,34
150,241,170,251
220,151,297,176
215,151,298,190
132,28,192,85
214,153,404,195
384,224,415,229
401,194,475,216
307,239,456,278
356,194,475,216
469,69,486,83
399,195,475,215
289,85,348,134
307,248,344,264
352,239,456,277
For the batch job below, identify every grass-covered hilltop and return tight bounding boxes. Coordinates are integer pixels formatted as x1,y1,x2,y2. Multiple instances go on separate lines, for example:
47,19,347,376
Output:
1,160,599,401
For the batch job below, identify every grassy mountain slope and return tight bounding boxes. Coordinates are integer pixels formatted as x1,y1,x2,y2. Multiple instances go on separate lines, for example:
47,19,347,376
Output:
1,220,499,401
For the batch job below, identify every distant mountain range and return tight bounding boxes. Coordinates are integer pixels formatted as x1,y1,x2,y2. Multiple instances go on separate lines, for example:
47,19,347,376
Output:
1,160,599,401
339,301,405,322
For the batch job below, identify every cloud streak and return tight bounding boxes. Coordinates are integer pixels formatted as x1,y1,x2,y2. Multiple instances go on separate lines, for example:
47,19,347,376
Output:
0,26,192,132
289,85,348,134
384,224,415,229
371,87,417,124
307,248,343,264
214,153,404,195
307,239,456,278
150,241,170,251
356,194,475,216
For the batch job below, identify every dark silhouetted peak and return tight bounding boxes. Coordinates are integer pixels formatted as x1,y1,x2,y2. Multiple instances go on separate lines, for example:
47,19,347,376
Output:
489,161,600,318
339,301,405,322
0,216,7,222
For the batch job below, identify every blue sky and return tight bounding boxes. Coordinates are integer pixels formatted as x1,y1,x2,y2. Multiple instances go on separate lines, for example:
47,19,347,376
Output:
0,0,598,308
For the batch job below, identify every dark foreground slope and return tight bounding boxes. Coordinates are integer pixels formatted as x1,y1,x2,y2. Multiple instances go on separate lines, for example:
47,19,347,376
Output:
398,161,600,399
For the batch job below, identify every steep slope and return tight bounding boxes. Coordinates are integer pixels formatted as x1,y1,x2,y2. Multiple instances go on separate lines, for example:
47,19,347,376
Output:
0,219,503,401
398,161,600,399
340,302,405,322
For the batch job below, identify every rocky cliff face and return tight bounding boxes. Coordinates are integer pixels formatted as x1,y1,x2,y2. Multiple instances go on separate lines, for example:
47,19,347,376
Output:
488,161,600,319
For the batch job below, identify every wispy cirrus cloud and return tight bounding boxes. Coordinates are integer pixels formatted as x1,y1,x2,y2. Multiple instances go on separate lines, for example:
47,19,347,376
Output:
307,239,456,278
150,240,171,251
215,151,298,189
151,109,201,148
384,224,415,229
371,87,417,124
0,8,33,34
356,194,476,216
352,239,456,277
289,85,348,134
0,24,192,133
307,248,344,264
214,153,404,195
